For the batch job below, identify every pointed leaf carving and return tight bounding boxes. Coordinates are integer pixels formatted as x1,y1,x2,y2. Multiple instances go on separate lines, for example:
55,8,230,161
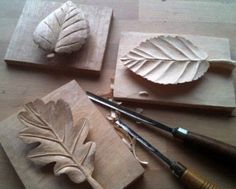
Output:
121,35,209,84
33,1,89,54
17,99,103,189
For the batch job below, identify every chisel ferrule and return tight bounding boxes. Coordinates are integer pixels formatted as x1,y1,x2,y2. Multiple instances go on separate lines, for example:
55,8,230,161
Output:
173,127,188,139
170,162,186,178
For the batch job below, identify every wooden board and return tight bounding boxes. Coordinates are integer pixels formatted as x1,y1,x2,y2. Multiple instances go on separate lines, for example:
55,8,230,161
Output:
139,0,236,24
0,80,144,189
4,0,112,75
114,32,235,111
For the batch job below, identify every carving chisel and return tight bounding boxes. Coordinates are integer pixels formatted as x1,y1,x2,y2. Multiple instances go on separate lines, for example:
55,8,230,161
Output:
86,91,236,162
116,119,218,189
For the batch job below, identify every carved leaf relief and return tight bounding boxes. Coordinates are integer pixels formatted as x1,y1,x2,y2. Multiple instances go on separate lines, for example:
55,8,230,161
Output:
17,99,103,189
121,36,209,84
33,1,89,54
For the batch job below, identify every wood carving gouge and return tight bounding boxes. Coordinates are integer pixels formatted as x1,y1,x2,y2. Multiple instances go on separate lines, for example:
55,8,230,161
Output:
116,119,219,189
86,91,236,163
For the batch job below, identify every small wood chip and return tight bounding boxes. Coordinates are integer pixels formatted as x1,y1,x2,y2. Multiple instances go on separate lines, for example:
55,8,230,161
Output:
46,53,55,60
106,111,119,122
138,91,149,97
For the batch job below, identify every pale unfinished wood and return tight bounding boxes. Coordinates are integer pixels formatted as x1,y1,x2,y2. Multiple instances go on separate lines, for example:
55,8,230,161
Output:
121,35,210,84
4,0,112,74
1,1,236,189
0,80,144,189
18,100,102,189
139,0,236,24
114,32,235,111
33,1,89,54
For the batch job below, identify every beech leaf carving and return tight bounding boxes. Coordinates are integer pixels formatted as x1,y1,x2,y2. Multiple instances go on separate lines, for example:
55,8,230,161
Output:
17,99,103,189
33,1,89,54
121,35,209,84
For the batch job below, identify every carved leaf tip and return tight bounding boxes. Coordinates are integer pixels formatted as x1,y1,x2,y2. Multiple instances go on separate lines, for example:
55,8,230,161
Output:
17,99,103,189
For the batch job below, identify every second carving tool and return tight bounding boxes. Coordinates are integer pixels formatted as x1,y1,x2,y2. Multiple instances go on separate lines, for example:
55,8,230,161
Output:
116,119,218,189
87,92,236,163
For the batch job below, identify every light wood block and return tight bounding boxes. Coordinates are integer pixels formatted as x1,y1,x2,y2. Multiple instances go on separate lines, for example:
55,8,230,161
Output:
4,0,112,75
139,0,236,24
0,80,144,189
114,32,235,111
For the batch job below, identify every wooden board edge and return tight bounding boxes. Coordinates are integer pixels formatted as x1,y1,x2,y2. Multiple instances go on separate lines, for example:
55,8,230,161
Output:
97,8,113,71
4,59,100,76
113,95,235,112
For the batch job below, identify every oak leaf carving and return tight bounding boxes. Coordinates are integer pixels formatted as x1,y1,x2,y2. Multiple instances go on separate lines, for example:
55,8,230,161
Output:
121,35,209,84
33,1,89,54
17,99,103,189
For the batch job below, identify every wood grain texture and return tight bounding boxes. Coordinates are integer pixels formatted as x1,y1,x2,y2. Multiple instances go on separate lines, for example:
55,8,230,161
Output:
0,144,24,189
1,0,236,189
114,32,235,111
121,35,209,84
0,80,144,189
4,0,112,74
139,0,236,24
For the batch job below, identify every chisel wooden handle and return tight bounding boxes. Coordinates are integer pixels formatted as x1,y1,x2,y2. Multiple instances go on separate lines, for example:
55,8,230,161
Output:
180,168,219,189
171,162,219,189
173,128,236,161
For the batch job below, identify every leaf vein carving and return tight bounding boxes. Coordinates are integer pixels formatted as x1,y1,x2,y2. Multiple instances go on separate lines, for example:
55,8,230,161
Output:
19,134,59,144
177,36,202,59
28,153,72,159
72,120,86,153
158,37,192,59
154,61,174,81
80,142,93,165
18,114,49,130
56,41,82,49
43,21,54,33
64,12,78,23
59,27,87,41
60,7,65,14
38,34,52,45
62,18,83,30
191,61,201,80
174,61,191,83
148,40,173,60
54,13,61,27
68,7,77,14
142,60,162,77
132,48,154,60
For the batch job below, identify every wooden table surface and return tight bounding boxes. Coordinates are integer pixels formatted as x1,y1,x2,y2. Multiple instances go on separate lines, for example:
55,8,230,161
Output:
0,0,236,188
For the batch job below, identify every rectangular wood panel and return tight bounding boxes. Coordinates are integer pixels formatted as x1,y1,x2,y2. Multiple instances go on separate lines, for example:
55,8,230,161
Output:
4,0,112,75
113,32,235,111
0,80,144,189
